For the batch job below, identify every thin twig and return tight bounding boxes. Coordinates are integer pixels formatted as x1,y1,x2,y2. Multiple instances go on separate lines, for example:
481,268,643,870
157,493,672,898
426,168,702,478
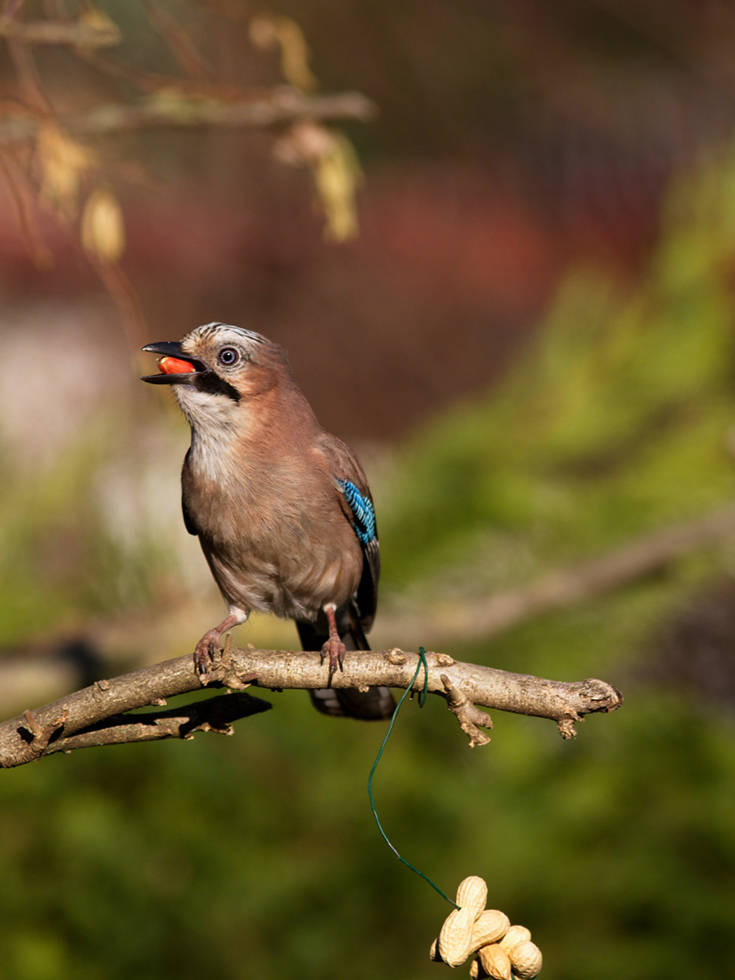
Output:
143,0,211,81
0,89,378,145
55,692,272,751
0,18,120,48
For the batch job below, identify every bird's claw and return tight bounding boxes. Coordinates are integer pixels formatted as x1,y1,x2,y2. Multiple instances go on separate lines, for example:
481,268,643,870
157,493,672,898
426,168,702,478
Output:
320,637,346,685
193,631,223,682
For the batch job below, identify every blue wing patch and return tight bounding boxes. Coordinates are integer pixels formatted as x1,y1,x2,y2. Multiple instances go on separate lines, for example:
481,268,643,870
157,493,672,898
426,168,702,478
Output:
336,479,376,546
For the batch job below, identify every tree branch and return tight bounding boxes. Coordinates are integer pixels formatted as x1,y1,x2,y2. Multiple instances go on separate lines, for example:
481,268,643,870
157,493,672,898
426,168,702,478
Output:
4,504,727,720
0,643,622,768
0,18,121,49
0,89,377,145
379,504,735,646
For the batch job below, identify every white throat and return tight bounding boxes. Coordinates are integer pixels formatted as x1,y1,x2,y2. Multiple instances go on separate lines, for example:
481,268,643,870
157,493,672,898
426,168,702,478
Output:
174,385,242,481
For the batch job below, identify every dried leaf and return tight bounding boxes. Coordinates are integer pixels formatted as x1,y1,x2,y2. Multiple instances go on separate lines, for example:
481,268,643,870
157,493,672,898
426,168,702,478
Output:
312,130,362,242
275,121,362,241
76,7,121,51
37,124,94,218
249,14,318,92
81,188,125,264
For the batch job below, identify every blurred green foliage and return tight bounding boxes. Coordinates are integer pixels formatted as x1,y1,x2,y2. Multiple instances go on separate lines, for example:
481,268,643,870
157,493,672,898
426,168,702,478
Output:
381,165,735,592
0,422,125,641
4,149,735,979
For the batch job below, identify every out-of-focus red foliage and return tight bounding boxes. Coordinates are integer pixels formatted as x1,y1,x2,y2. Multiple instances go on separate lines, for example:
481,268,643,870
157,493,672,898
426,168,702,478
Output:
0,156,635,439
0,0,727,439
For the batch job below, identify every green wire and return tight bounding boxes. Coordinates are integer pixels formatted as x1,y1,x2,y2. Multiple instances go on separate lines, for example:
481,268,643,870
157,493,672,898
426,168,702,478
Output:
367,647,458,908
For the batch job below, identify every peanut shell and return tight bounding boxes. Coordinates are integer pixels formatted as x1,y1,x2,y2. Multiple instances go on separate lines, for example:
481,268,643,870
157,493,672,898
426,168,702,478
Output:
437,877,488,967
498,925,531,951
478,943,512,980
508,940,542,979
470,957,491,979
468,910,510,953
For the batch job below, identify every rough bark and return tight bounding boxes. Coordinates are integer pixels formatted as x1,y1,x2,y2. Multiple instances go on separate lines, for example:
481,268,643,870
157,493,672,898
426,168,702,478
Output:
0,642,622,768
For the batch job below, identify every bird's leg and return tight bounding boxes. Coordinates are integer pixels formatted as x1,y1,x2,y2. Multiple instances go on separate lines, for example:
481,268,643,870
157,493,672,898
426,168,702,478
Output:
194,608,248,676
320,603,346,684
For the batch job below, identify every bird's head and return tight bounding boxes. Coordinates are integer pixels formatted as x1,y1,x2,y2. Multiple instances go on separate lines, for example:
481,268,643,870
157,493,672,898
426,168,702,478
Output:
142,322,290,425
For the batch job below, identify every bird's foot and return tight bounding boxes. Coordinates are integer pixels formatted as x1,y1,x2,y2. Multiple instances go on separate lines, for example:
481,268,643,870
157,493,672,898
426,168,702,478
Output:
193,612,244,683
194,629,225,682
320,603,346,685
320,636,346,685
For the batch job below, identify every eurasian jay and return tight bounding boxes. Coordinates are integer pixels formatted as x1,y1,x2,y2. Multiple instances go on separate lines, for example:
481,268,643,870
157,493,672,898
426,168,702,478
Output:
142,321,394,720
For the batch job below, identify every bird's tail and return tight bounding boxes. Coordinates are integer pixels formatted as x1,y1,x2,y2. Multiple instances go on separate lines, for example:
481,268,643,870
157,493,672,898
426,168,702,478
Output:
296,618,395,720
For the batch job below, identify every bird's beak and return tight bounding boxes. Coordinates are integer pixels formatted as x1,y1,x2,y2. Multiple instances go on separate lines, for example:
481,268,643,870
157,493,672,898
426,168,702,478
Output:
140,341,205,385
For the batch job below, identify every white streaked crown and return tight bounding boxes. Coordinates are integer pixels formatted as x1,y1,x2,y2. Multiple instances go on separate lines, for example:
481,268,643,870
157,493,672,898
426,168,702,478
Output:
182,321,268,352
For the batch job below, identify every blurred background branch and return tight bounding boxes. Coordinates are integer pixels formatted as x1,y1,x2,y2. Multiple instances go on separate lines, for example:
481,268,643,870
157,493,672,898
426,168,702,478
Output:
0,89,376,142
0,0,369,333
2,499,733,719
0,14,120,47
381,502,735,645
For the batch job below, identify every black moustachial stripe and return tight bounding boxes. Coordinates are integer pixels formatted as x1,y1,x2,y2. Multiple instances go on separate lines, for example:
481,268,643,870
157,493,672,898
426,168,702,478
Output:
195,372,241,402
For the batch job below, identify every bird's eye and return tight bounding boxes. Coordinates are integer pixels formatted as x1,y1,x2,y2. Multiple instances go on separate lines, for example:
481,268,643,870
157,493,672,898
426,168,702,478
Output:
218,347,240,367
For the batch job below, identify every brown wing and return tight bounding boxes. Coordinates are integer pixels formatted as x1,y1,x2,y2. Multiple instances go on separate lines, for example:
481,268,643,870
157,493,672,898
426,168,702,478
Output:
314,432,380,631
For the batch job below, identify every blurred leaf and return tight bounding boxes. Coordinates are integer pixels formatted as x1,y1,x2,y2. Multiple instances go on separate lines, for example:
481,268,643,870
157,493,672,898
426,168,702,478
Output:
312,130,362,241
75,7,121,52
81,188,126,264
275,121,362,241
249,14,319,92
37,124,94,219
